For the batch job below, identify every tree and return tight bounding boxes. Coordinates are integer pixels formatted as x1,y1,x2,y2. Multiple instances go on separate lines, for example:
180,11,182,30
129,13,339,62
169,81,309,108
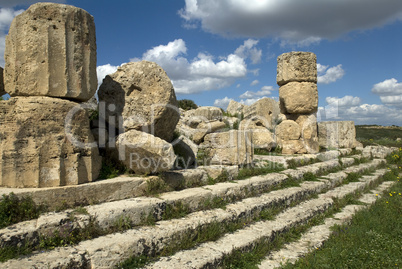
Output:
178,99,198,111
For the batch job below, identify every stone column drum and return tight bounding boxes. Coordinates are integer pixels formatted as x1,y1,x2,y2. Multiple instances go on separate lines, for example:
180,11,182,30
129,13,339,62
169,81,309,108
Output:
0,3,101,188
4,3,97,102
276,52,319,154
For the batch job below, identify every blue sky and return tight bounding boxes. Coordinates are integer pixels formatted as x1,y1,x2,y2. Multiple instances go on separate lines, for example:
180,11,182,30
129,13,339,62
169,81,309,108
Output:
1,0,402,125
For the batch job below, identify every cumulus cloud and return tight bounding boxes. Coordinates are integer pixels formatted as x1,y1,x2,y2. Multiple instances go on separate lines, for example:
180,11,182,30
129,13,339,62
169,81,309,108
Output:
319,95,402,125
96,64,120,88
0,8,24,66
131,39,251,94
179,0,402,44
372,78,402,107
214,96,233,109
317,64,345,84
240,98,262,106
372,78,402,95
234,39,262,64
325,96,361,107
239,85,274,99
250,80,259,86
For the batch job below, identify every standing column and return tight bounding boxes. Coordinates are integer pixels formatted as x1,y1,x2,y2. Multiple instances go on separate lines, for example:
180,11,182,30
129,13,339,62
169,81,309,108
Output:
275,52,319,154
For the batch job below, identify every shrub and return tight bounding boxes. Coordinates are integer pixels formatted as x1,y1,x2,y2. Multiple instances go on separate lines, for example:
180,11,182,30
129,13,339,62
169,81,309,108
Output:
0,193,45,228
178,99,198,111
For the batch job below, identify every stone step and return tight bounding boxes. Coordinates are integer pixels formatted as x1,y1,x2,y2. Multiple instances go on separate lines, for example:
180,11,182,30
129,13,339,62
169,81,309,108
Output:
0,148,370,211
1,163,389,268
0,165,239,211
258,180,397,268
144,169,389,269
0,156,375,250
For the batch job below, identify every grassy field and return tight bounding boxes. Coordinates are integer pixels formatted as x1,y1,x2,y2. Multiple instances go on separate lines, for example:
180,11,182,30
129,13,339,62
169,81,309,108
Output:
281,144,402,269
356,125,402,148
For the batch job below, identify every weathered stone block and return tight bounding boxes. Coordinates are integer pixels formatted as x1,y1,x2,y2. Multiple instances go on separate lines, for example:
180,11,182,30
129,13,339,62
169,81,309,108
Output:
275,120,301,141
318,121,357,149
186,106,223,121
277,51,317,86
239,118,276,150
279,82,318,114
226,100,245,116
201,130,253,166
286,113,319,153
98,61,179,142
243,98,280,129
0,97,101,188
5,3,97,101
116,130,176,174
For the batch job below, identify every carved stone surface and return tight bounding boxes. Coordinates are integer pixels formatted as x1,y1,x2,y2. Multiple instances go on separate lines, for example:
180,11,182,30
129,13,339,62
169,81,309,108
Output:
0,97,101,188
277,51,317,86
5,3,97,101
318,121,357,149
202,130,253,166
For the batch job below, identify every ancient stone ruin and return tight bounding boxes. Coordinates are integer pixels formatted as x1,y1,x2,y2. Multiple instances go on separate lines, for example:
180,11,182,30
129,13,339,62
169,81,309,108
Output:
275,52,319,154
0,2,365,189
0,3,101,188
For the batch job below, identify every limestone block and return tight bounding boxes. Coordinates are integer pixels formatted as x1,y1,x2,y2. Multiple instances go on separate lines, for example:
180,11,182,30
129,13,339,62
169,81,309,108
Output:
184,106,223,122
223,116,240,129
191,120,227,144
243,98,280,129
5,3,97,101
226,100,245,116
0,67,5,96
201,130,253,166
173,135,198,168
251,129,276,151
279,82,318,114
318,121,357,149
239,118,276,150
116,130,176,174
0,97,101,188
275,120,301,141
287,113,319,153
98,61,179,142
281,140,306,155
277,51,317,86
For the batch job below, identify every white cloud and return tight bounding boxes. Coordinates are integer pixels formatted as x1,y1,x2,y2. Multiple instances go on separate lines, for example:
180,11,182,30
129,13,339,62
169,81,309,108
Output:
372,78,402,107
0,8,24,66
236,84,241,88
180,0,402,44
319,95,402,125
372,78,402,95
250,80,259,86
96,64,120,88
379,95,402,107
239,85,274,99
317,64,345,84
234,39,262,64
131,39,249,94
214,96,233,109
240,98,262,106
325,96,361,107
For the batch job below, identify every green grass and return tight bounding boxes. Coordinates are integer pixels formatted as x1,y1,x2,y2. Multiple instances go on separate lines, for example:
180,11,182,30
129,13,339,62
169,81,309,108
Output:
287,158,321,169
282,178,402,269
0,193,45,228
237,162,285,180
356,125,402,147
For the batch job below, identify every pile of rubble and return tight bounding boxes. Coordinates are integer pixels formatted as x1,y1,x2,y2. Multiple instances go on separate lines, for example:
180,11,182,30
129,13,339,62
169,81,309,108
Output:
0,2,363,189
